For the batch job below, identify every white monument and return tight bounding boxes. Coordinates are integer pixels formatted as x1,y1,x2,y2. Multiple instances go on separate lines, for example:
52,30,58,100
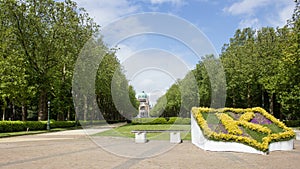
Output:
137,91,150,118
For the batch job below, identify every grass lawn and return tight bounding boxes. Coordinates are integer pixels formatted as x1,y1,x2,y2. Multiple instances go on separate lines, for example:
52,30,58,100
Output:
94,124,191,140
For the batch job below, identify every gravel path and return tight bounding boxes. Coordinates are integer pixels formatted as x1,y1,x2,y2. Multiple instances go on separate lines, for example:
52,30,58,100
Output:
0,127,299,169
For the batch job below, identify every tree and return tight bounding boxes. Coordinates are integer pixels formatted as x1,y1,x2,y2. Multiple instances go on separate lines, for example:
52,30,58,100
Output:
0,4,35,120
276,2,300,119
95,49,138,122
2,0,98,120
221,28,260,108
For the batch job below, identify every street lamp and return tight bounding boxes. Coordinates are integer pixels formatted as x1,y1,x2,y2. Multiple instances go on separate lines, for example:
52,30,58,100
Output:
47,101,50,130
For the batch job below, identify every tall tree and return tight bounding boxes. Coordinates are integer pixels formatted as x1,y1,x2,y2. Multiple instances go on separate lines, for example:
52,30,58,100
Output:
2,0,98,120
276,2,300,119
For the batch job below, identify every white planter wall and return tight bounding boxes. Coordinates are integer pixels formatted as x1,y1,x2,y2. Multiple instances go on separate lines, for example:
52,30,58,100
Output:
191,114,294,155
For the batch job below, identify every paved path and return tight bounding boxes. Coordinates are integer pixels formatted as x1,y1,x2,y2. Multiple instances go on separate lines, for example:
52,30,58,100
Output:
0,127,300,169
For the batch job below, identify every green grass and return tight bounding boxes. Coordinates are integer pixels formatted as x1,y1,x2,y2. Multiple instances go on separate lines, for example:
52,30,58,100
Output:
243,127,268,142
93,124,191,140
242,124,284,143
264,123,284,133
205,113,220,124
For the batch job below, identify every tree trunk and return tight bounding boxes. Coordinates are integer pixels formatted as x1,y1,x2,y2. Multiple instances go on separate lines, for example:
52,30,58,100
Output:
84,95,87,121
279,104,283,120
67,107,70,121
57,112,64,121
21,103,27,121
261,88,265,108
2,107,5,121
232,90,236,108
269,93,274,115
12,101,15,120
38,89,48,121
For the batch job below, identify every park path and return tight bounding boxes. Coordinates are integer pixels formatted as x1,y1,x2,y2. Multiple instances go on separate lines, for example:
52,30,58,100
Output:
0,122,126,143
0,124,300,169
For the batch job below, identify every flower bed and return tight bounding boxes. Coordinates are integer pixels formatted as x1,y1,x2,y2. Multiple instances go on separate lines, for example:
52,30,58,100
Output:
191,107,295,154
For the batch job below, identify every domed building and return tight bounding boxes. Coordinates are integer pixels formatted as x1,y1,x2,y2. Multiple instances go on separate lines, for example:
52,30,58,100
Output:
137,91,150,118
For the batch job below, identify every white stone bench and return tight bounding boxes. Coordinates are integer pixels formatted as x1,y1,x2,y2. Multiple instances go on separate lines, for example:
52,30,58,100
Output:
294,130,300,140
131,130,188,143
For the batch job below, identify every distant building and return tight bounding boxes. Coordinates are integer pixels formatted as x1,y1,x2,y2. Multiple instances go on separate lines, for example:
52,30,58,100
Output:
137,91,150,118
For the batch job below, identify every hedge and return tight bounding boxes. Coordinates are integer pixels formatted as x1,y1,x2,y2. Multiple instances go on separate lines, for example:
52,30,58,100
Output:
0,121,77,133
167,117,191,124
132,117,190,125
284,120,300,127
76,120,107,126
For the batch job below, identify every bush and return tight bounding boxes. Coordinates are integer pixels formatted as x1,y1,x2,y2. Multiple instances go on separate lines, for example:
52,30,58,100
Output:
174,118,191,124
151,118,168,124
50,121,77,128
167,117,191,124
78,120,108,126
132,117,191,125
0,120,78,133
284,120,300,127
25,121,47,131
132,118,168,125
167,117,178,124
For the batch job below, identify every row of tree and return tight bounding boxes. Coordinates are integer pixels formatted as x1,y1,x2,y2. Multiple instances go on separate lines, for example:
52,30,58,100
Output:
0,0,138,121
151,2,299,120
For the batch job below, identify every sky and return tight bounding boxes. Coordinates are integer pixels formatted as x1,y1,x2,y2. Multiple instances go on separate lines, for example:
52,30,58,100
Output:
73,0,296,105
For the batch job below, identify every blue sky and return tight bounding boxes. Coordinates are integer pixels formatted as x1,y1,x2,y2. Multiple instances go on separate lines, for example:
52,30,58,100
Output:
75,0,295,53
73,0,296,105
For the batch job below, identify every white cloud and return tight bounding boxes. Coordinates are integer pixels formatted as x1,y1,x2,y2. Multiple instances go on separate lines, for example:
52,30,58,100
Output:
149,0,186,6
267,3,295,27
238,18,260,29
74,0,139,26
224,0,295,28
224,0,271,16
101,16,150,47
120,49,190,105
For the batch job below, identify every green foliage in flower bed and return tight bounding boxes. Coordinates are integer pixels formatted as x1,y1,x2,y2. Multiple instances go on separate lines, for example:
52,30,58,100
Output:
132,117,190,125
192,107,295,152
0,121,77,132
244,127,268,142
265,123,284,133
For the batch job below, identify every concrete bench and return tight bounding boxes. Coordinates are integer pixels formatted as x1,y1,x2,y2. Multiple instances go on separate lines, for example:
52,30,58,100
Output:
131,130,188,143
294,130,300,140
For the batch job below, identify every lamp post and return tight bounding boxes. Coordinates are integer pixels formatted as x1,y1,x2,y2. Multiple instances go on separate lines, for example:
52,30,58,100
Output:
47,101,50,130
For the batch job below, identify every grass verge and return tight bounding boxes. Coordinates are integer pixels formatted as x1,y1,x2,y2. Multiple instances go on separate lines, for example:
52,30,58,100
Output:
93,124,191,140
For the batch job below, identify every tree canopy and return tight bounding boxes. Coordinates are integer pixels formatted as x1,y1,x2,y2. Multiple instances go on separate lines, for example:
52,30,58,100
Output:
152,2,300,120
0,0,138,121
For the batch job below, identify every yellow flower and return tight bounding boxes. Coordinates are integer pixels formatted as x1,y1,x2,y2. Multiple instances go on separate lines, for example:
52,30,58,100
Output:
239,111,255,121
192,107,295,152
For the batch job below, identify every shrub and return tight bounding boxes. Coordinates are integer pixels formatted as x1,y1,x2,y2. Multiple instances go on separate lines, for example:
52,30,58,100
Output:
151,118,168,124
167,117,178,124
0,120,78,133
132,118,168,125
167,117,191,124
284,120,300,127
50,121,77,128
78,120,107,126
25,121,47,131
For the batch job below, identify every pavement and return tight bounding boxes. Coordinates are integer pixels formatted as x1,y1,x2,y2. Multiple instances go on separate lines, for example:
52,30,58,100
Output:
0,125,300,169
